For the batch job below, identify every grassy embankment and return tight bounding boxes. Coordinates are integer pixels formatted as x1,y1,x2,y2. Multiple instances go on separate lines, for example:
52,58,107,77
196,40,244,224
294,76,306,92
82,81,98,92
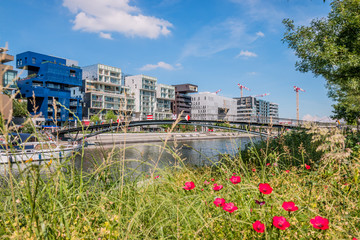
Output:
0,124,359,239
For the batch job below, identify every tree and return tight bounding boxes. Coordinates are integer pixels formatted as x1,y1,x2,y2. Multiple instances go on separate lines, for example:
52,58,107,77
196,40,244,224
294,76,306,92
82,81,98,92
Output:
13,99,28,117
105,110,117,122
282,0,360,126
90,115,100,124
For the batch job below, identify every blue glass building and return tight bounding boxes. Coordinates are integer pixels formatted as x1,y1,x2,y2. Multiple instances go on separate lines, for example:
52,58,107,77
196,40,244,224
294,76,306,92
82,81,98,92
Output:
16,51,83,126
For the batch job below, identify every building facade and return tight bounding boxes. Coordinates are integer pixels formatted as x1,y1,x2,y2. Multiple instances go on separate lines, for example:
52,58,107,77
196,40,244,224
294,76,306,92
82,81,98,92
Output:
16,51,83,126
0,45,16,120
173,84,198,116
235,96,279,122
82,64,135,120
125,74,157,120
191,92,237,121
0,45,17,93
155,84,175,119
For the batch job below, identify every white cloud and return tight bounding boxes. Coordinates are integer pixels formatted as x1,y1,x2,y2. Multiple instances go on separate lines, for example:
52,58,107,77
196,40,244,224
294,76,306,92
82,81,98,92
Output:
180,18,265,59
247,71,258,75
302,114,333,122
140,61,182,71
99,32,113,39
236,50,257,58
62,0,173,39
180,19,249,58
229,0,285,29
256,31,264,37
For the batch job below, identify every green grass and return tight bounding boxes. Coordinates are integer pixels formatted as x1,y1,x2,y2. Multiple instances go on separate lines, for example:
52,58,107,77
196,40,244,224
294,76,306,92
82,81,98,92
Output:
0,127,359,239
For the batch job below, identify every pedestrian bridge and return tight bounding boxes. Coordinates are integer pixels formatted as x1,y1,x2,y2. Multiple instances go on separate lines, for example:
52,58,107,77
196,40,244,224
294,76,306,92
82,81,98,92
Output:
54,118,336,142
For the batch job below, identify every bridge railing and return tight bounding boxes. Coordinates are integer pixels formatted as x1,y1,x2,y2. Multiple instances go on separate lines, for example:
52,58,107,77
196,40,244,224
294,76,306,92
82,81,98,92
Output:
79,114,336,129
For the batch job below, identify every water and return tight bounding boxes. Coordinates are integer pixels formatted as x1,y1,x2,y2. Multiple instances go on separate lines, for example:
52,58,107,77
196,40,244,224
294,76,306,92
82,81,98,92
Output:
81,137,259,174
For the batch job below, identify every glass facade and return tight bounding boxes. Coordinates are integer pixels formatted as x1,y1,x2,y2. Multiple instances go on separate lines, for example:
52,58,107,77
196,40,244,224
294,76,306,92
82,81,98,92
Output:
3,70,17,89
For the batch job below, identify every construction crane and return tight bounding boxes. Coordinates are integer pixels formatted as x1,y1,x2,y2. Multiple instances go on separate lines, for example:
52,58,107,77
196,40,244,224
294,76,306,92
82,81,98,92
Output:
237,84,250,97
214,89,222,94
294,86,305,122
253,93,270,98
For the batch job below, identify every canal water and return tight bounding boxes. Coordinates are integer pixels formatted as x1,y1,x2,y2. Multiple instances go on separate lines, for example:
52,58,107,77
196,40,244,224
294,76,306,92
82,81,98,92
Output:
81,137,260,174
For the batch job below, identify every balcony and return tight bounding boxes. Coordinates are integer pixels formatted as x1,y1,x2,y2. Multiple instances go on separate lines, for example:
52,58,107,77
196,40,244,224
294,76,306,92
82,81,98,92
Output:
0,53,14,63
69,101,78,107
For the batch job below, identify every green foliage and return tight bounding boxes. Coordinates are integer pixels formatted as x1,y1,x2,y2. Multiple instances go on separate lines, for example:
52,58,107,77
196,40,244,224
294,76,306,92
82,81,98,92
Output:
12,99,28,117
282,0,360,124
0,127,359,238
160,124,172,130
0,114,4,131
90,114,101,124
238,129,323,169
21,121,36,133
105,110,117,122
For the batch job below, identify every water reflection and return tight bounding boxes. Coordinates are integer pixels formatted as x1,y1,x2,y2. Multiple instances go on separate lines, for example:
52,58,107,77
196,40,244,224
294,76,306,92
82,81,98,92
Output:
81,137,258,174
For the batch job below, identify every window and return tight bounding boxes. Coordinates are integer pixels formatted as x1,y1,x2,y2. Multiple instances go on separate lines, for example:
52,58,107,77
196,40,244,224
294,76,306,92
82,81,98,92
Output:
32,57,36,64
70,70,76,77
25,57,27,63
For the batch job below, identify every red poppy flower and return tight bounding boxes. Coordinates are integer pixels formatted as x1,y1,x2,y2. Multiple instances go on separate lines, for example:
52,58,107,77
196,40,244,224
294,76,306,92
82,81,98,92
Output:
201,189,204,191
229,176,241,184
211,178,215,181
310,216,329,230
273,216,290,230
154,176,160,179
259,183,273,194
282,202,299,212
233,173,236,175
352,238,358,240
266,163,271,166
223,202,238,213
204,180,210,185
255,200,265,206
213,198,225,207
213,184,223,191
305,164,311,170
183,181,195,190
253,220,265,233
252,168,256,172
285,170,290,173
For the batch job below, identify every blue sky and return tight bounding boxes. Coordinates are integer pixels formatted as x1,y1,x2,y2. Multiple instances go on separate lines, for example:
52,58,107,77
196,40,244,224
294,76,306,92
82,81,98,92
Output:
1,0,334,120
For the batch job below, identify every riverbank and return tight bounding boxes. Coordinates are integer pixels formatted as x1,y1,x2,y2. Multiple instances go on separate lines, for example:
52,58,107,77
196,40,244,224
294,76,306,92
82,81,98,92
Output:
80,132,256,146
1,127,358,239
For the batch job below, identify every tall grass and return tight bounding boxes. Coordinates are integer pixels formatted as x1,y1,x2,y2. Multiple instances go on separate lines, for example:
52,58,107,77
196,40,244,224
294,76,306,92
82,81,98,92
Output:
0,124,359,239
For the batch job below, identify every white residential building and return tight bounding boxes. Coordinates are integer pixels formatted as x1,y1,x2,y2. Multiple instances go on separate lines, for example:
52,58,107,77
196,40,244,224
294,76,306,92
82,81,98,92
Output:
82,64,135,119
235,96,279,123
125,74,157,120
124,75,176,120
191,92,237,121
156,84,175,119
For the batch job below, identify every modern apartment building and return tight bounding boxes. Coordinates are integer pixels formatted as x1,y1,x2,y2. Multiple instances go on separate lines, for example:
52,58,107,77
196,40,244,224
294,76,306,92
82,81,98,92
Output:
0,46,17,93
173,84,198,116
82,64,135,120
125,74,157,120
191,92,237,121
235,96,279,122
0,44,16,120
16,51,83,126
156,84,175,119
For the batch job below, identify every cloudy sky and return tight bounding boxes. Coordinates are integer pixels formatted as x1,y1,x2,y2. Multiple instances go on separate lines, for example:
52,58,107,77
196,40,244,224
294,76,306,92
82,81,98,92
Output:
1,0,333,120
